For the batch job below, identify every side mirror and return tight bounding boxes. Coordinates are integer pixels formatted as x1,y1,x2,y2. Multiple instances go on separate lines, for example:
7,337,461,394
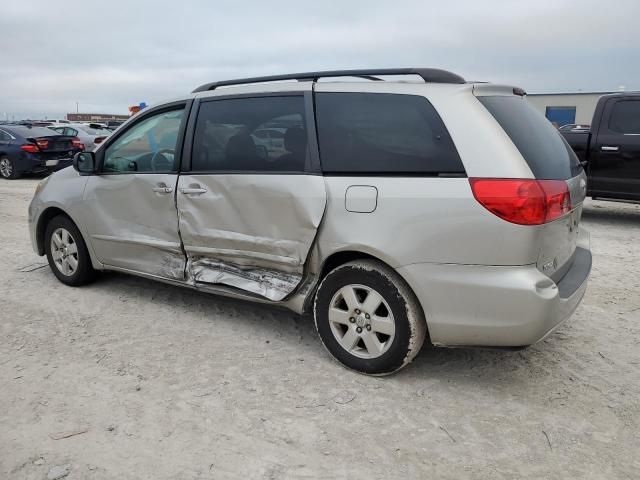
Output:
73,151,96,174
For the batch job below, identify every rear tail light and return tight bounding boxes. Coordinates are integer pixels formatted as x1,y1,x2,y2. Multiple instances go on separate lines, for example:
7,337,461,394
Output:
36,138,49,149
469,178,571,225
94,136,106,144
20,144,40,153
71,137,85,150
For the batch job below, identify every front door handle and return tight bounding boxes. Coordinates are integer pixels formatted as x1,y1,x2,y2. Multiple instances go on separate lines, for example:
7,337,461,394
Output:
601,145,620,152
180,187,208,195
152,186,173,194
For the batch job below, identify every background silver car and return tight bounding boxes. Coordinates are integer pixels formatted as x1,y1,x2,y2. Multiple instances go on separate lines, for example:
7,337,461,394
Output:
28,68,591,375
50,123,112,151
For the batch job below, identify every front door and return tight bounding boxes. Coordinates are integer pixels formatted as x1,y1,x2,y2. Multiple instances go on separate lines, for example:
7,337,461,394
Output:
82,105,189,279
176,91,326,301
589,98,640,199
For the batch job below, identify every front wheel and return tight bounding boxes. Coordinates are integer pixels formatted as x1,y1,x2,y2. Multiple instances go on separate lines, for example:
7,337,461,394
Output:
314,260,427,375
45,215,96,286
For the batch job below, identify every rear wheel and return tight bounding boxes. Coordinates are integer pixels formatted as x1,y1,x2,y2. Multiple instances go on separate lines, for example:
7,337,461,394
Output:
314,259,427,375
45,215,96,286
0,156,19,179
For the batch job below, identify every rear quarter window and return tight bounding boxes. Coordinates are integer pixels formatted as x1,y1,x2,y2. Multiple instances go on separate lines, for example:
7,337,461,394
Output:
315,93,464,175
478,96,582,180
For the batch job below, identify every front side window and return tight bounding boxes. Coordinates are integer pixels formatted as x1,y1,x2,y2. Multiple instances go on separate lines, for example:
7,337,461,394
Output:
315,92,464,174
609,100,640,134
192,96,307,172
103,108,184,173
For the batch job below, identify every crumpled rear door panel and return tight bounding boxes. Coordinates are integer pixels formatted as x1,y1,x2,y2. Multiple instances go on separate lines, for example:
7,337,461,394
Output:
176,174,326,301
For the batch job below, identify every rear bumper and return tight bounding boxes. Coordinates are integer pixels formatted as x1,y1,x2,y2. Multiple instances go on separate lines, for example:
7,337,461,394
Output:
396,230,591,347
17,153,73,174
43,158,73,171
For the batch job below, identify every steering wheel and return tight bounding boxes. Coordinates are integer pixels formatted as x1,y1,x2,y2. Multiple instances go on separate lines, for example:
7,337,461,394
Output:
150,148,175,172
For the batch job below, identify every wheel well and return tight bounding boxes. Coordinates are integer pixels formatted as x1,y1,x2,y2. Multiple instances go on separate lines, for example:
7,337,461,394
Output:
36,207,69,255
308,249,431,342
301,251,386,314
319,251,380,280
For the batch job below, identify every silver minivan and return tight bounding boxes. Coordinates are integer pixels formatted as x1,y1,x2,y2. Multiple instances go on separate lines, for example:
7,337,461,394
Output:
28,68,591,375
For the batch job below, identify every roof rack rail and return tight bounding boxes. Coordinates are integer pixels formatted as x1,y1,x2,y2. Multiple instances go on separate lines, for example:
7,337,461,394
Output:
192,68,465,93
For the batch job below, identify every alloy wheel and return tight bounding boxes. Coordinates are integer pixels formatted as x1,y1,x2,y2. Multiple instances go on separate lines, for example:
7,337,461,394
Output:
328,284,396,359
50,227,79,276
0,158,12,178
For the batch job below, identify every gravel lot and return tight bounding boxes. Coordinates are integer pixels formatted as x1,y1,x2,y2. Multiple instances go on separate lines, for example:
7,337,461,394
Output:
1,178,639,479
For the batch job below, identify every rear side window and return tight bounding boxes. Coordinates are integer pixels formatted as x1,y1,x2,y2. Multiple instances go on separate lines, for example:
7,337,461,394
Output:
192,96,308,172
314,93,464,175
478,96,582,180
608,100,640,134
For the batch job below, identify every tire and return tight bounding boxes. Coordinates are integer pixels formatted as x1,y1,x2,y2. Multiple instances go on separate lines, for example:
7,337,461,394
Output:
45,215,96,286
314,259,427,375
0,156,20,179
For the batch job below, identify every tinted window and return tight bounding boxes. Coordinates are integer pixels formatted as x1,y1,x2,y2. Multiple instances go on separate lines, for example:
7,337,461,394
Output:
103,108,184,173
315,93,463,174
192,96,307,172
479,96,582,180
5,126,58,138
609,100,640,134
0,130,11,141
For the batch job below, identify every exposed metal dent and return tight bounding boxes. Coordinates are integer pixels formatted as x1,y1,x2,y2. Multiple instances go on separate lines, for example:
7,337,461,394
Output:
189,257,301,301
102,263,305,312
185,244,300,267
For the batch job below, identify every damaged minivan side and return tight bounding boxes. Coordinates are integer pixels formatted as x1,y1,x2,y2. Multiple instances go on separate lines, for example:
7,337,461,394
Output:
29,68,592,375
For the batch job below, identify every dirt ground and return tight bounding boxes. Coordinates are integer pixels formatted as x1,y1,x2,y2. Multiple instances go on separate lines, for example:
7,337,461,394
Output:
1,178,638,480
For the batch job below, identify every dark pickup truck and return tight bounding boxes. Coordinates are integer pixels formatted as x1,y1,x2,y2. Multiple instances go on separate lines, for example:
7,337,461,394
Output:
561,93,640,201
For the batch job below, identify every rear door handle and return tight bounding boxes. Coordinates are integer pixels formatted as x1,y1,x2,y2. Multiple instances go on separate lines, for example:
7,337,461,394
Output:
152,186,173,194
180,187,207,195
601,145,620,152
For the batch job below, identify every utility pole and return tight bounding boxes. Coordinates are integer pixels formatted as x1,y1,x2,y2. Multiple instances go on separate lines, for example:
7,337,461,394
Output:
76,102,79,113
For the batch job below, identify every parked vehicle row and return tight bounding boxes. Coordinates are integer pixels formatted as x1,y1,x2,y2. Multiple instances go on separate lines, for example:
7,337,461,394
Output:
0,125,84,179
0,120,117,178
561,92,640,202
29,68,592,375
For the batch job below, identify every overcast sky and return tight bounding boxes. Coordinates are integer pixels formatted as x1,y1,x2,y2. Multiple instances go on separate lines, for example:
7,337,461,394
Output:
1,0,638,119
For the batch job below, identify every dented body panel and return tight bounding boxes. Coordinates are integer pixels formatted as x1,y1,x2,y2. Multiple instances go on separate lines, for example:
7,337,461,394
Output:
176,174,326,300
81,173,185,279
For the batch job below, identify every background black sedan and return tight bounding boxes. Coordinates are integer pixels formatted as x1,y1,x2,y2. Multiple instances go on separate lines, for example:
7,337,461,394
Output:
0,124,84,179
